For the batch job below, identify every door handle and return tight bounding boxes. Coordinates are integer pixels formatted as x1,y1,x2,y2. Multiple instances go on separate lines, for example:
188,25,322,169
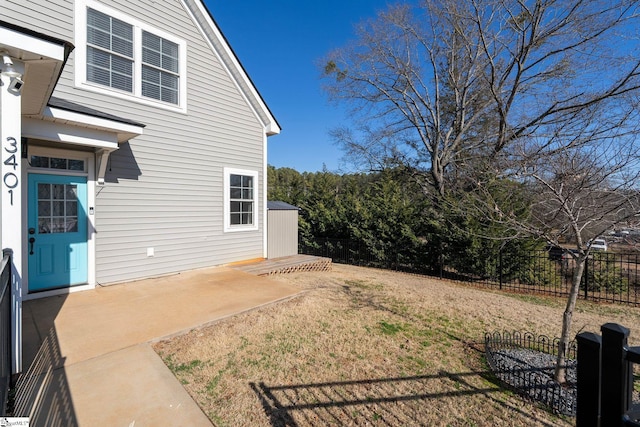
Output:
29,237,35,255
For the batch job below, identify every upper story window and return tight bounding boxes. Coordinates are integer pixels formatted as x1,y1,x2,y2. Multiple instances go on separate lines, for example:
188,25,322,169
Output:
87,8,134,92
142,32,179,104
75,0,187,112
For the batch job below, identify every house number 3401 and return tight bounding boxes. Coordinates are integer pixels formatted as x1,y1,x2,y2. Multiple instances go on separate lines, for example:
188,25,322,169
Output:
3,137,19,205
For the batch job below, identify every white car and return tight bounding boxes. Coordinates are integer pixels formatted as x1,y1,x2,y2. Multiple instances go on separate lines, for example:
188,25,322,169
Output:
590,238,608,251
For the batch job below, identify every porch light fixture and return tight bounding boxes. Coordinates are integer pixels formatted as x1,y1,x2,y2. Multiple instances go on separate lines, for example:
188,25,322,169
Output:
1,52,21,79
1,52,24,93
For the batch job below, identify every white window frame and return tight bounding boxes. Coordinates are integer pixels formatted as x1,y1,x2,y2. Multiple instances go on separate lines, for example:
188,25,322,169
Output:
224,167,259,232
75,0,187,113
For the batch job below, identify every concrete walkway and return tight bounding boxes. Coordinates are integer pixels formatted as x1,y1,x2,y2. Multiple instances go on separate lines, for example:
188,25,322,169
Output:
14,266,302,426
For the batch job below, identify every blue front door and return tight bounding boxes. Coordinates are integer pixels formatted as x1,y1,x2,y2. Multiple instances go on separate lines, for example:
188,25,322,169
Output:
28,174,88,292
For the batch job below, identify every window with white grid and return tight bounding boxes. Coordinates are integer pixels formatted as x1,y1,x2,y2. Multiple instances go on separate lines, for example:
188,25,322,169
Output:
77,1,187,110
224,168,259,232
87,8,134,93
142,31,179,104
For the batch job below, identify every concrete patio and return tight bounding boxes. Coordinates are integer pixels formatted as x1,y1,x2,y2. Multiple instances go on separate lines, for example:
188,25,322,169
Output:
13,265,303,426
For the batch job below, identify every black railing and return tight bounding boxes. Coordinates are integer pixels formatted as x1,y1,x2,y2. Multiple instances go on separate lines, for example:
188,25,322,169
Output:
485,331,577,415
0,249,12,415
300,239,640,306
576,323,640,426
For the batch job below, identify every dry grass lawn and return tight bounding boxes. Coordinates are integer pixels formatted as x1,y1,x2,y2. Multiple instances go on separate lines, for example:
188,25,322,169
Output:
153,264,640,426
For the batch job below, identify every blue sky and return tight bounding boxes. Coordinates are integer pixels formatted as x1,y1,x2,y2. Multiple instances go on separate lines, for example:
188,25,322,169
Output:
204,1,394,173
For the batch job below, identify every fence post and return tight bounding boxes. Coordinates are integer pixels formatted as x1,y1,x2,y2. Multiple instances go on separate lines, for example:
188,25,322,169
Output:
499,249,503,290
576,332,602,427
601,323,632,427
584,257,589,300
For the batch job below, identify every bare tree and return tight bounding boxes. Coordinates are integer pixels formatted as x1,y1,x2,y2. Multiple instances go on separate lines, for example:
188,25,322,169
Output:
471,100,640,382
322,0,640,384
324,2,493,197
323,0,640,198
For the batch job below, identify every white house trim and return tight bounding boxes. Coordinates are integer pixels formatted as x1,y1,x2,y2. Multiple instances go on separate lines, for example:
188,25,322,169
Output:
0,27,66,62
96,148,111,186
43,106,145,142
23,118,120,149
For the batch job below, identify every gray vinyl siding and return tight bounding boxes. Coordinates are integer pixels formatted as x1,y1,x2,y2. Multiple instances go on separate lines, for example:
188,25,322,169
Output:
4,0,74,40
7,0,272,284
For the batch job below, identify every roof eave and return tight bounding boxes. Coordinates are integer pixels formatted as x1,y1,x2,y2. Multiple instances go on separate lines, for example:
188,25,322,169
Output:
0,20,74,116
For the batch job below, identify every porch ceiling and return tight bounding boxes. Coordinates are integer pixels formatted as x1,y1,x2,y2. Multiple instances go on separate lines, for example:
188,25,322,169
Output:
21,60,65,116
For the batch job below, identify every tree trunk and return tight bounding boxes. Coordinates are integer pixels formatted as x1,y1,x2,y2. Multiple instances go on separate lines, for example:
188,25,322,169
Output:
554,256,585,384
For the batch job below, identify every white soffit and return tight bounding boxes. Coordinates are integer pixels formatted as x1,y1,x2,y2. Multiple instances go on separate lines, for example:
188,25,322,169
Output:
22,61,61,116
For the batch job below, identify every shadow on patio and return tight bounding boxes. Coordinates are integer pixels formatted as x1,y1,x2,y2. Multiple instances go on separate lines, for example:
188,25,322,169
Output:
14,295,76,426
13,266,301,426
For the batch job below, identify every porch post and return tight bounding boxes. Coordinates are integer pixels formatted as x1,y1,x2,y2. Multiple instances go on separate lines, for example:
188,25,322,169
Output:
0,56,24,374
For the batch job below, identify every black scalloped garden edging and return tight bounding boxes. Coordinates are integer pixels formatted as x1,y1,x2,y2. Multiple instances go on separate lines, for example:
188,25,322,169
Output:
484,331,577,416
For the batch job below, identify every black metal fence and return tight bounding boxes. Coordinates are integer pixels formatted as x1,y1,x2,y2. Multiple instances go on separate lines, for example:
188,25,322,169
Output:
485,331,577,416
576,323,640,426
0,250,12,415
300,238,640,306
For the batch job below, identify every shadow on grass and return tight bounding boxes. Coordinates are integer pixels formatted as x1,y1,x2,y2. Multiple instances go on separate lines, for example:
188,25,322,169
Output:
251,368,562,427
